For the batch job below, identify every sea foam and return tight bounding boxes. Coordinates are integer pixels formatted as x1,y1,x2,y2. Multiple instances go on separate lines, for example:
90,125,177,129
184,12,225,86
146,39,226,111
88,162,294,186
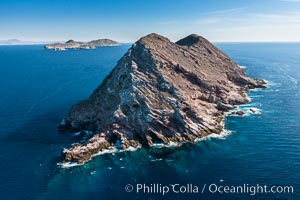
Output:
152,141,182,149
57,161,83,168
238,65,247,69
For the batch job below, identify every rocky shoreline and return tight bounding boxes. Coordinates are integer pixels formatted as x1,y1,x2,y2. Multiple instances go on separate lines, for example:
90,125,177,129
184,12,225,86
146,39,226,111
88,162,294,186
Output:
45,39,120,51
58,33,266,165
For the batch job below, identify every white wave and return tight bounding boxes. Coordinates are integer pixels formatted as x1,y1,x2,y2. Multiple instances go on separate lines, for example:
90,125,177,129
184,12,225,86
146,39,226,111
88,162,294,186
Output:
238,65,247,69
152,141,182,148
245,107,261,115
57,162,83,168
209,129,232,139
168,141,182,147
249,88,263,92
152,143,165,148
226,105,262,117
151,158,163,162
93,147,118,156
151,127,232,147
120,145,141,152
194,129,232,142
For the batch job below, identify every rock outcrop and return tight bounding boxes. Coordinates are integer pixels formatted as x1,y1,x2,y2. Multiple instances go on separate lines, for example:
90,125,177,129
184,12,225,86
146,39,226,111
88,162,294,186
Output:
59,33,265,164
45,39,120,51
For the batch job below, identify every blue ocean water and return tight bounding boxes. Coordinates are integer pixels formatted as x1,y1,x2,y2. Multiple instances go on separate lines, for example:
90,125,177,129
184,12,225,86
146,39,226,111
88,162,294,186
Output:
0,43,299,200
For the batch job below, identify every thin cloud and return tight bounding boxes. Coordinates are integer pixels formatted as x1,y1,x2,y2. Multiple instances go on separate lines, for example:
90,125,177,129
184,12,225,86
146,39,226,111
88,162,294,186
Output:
205,7,247,15
192,10,300,25
187,9,300,42
157,7,246,26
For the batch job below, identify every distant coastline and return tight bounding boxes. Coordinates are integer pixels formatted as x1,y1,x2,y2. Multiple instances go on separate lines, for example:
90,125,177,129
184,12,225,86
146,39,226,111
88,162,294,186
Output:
0,39,53,46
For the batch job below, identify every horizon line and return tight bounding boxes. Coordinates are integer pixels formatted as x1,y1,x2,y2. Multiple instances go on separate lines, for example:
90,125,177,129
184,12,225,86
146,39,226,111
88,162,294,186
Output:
1,40,300,45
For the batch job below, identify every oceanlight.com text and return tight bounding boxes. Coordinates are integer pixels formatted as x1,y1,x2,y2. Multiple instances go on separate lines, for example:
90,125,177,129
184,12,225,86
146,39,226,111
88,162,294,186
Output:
124,182,294,196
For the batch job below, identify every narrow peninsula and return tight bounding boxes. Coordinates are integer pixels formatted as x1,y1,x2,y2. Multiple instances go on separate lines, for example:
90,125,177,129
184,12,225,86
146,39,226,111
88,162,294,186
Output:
59,33,266,164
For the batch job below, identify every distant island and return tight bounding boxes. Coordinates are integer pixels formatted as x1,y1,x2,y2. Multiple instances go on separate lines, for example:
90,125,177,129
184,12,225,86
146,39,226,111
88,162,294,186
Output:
58,33,266,165
44,39,120,51
0,39,49,45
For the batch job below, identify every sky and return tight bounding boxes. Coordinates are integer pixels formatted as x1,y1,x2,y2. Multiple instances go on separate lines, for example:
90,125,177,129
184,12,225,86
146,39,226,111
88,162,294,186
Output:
1,0,300,42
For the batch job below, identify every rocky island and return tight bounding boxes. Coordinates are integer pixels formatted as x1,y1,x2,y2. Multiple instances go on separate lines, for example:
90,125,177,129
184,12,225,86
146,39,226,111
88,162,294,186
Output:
45,39,120,51
59,33,266,165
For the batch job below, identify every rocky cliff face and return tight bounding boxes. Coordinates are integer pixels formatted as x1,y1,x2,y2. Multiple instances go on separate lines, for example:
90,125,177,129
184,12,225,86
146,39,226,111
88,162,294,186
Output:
45,39,120,51
59,33,265,164
87,39,120,47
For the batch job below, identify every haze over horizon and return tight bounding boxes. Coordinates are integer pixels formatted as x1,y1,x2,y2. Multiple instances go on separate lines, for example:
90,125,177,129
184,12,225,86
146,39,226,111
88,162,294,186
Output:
1,0,300,42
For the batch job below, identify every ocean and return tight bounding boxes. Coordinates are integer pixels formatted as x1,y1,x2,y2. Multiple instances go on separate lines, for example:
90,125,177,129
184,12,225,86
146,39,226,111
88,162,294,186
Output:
0,43,299,200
